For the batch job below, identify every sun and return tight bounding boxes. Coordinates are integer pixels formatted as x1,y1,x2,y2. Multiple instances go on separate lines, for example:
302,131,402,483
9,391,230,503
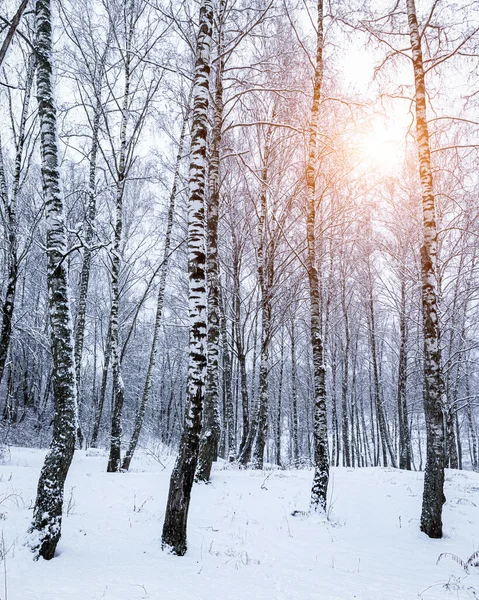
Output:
342,48,376,89
361,127,402,171
355,119,407,175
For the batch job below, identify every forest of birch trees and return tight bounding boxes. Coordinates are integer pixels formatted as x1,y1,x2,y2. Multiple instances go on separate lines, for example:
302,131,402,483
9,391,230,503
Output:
0,0,479,558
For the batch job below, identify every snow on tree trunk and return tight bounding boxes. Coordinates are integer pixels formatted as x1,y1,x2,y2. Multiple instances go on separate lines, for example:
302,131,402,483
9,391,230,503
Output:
406,0,445,539
122,112,187,471
28,0,78,560
161,0,213,556
307,0,329,512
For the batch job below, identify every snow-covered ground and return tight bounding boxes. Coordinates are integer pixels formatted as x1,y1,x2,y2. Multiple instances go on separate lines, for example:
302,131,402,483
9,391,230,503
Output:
2,447,479,599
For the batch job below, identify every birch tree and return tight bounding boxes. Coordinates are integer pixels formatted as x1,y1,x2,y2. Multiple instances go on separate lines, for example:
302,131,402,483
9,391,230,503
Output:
0,0,30,68
122,106,187,471
58,6,112,447
0,53,35,395
196,0,225,482
105,0,135,472
105,0,161,471
251,123,274,469
406,0,445,539
28,0,78,560
161,0,213,556
306,0,329,512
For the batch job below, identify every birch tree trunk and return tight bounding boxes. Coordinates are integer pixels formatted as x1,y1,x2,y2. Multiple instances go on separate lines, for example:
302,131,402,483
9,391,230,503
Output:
330,344,339,467
121,113,187,471
291,319,299,466
0,143,17,398
74,106,100,448
233,234,250,457
0,0,29,68
218,280,235,460
161,0,213,556
0,54,35,392
29,0,78,560
406,0,445,539
251,126,273,470
466,374,478,471
306,0,329,512
443,249,470,469
397,277,412,470
341,281,351,467
90,319,111,447
368,281,396,467
275,331,284,467
107,6,134,472
196,11,225,480
74,50,108,448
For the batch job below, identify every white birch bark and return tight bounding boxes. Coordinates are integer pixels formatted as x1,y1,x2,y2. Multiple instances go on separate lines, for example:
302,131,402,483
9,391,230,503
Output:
161,0,213,556
307,0,329,512
107,2,134,472
29,0,78,560
406,0,446,539
196,6,225,480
